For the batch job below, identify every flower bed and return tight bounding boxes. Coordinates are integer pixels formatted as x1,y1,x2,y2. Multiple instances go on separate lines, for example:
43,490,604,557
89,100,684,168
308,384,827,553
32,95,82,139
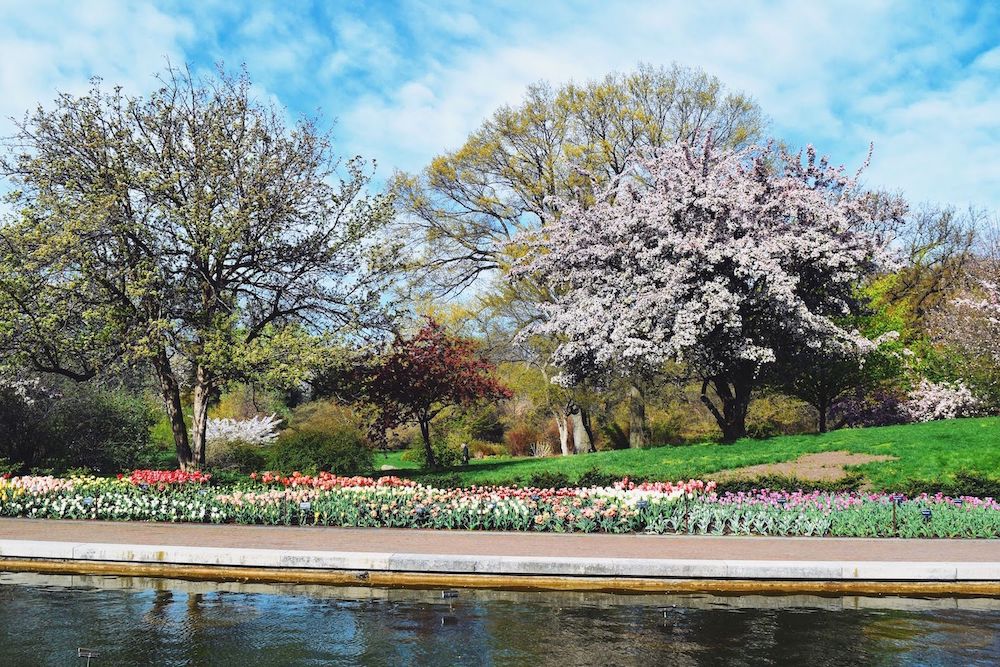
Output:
1,471,998,537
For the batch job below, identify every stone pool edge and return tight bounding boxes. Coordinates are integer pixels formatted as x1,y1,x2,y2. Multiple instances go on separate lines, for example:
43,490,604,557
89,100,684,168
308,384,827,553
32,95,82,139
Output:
1,539,999,595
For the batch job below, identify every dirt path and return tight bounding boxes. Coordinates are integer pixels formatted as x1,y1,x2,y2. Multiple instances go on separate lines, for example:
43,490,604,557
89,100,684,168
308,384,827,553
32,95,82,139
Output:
714,450,896,482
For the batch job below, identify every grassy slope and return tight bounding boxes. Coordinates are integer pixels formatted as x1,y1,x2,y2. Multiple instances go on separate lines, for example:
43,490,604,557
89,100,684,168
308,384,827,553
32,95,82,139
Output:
399,417,1000,489
376,450,420,470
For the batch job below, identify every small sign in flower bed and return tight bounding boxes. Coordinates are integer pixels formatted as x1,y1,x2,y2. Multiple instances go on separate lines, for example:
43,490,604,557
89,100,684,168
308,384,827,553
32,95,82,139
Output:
1,471,999,538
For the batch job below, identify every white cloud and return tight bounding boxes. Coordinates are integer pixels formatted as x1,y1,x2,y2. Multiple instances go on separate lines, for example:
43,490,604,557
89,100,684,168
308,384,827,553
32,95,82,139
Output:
327,0,1000,210
0,1,193,119
1,0,998,211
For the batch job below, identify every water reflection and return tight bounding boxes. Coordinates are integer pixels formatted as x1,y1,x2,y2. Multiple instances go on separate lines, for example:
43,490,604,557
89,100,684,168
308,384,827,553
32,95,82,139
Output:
0,572,998,666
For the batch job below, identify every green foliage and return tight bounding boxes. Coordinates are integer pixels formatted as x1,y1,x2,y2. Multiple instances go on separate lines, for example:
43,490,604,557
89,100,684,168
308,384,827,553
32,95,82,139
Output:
400,439,463,468
469,441,507,458
286,399,365,435
412,473,465,488
203,469,248,487
599,421,630,450
895,472,1000,498
439,403,505,444
208,442,268,473
745,394,814,439
0,458,19,476
527,471,571,488
150,413,178,451
267,428,373,475
645,409,685,446
211,385,292,422
576,467,625,488
713,473,864,494
0,381,156,474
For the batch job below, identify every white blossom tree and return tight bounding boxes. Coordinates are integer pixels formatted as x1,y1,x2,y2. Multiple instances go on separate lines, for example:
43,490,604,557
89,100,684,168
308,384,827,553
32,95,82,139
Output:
904,379,981,422
204,414,282,447
516,136,906,441
930,222,1000,408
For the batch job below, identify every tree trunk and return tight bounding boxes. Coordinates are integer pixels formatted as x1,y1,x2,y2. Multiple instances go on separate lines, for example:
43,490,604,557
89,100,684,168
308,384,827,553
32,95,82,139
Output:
419,417,437,469
629,381,649,448
700,376,751,443
152,348,194,470
817,398,828,434
581,407,597,453
190,365,213,468
554,412,571,456
569,407,592,454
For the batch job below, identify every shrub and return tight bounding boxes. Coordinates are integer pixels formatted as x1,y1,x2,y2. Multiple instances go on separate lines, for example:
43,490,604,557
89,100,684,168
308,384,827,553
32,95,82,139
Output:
541,419,563,455
504,423,540,457
894,472,1000,498
0,379,156,473
401,439,463,468
267,427,373,475
413,472,466,488
287,400,365,434
712,473,864,494
831,387,909,428
745,394,815,439
470,441,507,458
646,409,685,446
0,457,19,476
205,414,281,447
208,441,269,473
440,403,505,444
904,379,982,422
213,385,291,421
599,421,629,450
527,471,571,488
576,467,624,488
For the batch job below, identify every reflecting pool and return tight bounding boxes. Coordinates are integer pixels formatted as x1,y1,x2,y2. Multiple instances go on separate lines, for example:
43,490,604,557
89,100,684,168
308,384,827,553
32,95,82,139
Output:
1,572,998,666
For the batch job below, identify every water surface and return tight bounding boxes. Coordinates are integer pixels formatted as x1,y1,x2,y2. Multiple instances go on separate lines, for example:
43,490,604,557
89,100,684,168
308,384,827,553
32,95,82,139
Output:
1,572,998,666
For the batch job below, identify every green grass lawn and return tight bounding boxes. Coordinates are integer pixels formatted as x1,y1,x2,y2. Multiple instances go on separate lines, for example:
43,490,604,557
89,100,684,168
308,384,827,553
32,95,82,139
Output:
375,449,421,471
397,417,1000,490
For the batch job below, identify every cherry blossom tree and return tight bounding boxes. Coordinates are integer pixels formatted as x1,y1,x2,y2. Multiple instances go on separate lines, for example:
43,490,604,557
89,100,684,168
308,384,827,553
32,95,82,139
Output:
516,136,906,441
366,320,512,468
952,281,1000,367
932,226,1000,408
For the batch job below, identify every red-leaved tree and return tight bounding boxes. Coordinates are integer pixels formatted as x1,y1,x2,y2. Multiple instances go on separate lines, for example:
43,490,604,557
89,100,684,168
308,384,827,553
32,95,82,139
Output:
368,320,511,468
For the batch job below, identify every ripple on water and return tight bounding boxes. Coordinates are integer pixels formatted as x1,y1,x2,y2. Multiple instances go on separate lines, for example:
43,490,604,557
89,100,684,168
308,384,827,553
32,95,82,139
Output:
0,575,997,666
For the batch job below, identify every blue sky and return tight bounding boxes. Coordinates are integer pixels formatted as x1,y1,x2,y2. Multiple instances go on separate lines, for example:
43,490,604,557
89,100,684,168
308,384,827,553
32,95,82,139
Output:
2,0,999,208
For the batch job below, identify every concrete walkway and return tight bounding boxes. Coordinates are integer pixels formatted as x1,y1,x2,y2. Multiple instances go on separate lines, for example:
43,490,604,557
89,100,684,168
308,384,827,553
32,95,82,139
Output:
1,519,999,593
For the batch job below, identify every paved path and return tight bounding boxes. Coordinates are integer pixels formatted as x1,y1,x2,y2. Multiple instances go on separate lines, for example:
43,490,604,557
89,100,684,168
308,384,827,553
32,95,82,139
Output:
0,518,998,562
1,519,998,590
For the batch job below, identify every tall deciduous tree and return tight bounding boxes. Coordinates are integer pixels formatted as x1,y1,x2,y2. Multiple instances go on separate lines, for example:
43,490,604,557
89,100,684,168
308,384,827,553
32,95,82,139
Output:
394,63,763,295
516,136,905,442
0,66,395,469
366,319,511,468
882,205,979,330
780,331,902,433
395,62,764,446
934,228,1000,406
